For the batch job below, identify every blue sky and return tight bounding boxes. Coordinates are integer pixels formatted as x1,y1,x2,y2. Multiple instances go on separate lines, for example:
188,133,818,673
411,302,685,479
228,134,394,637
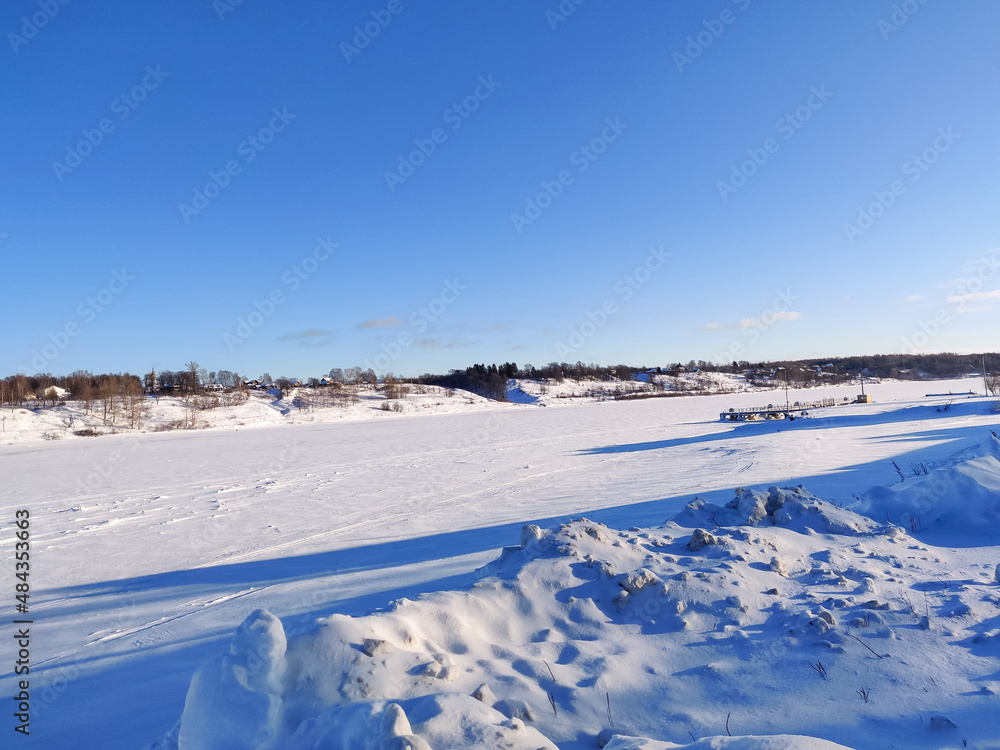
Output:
3,0,998,380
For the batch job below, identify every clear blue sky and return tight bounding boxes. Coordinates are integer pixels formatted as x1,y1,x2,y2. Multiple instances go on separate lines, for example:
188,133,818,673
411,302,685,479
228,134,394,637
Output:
3,0,998,380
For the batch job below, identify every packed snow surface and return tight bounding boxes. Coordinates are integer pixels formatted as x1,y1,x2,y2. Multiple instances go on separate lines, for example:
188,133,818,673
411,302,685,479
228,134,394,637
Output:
1,378,998,749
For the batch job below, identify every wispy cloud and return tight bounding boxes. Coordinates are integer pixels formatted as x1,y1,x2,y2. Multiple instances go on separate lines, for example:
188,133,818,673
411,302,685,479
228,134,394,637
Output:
958,252,1000,273
357,317,402,329
946,289,1000,313
415,338,475,350
700,310,801,332
903,294,923,303
275,329,333,345
946,290,1000,304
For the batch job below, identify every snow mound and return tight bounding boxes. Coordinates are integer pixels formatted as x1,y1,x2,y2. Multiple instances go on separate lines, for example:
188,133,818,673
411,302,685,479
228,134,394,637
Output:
851,433,1000,544
673,485,879,536
178,609,287,750
177,604,557,749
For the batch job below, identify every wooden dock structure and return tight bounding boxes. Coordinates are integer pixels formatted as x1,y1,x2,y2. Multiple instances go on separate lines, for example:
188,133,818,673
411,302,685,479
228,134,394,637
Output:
720,397,846,422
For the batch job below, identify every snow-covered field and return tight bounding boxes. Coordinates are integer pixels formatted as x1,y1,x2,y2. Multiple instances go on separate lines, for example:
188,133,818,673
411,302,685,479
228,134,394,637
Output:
2,378,999,749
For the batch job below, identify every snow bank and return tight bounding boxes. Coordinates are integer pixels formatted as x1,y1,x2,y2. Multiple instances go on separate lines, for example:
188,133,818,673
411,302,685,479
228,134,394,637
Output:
851,433,1000,544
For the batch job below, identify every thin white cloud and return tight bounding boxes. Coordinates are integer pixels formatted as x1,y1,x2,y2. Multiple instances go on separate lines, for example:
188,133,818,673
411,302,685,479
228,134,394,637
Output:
275,329,334,347
701,310,801,332
946,290,1000,304
414,338,475,350
357,317,402,329
959,252,1000,272
276,329,331,342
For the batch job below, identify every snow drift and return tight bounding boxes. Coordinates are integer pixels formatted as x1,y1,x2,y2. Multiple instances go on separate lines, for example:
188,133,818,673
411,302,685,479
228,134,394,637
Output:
851,432,1000,544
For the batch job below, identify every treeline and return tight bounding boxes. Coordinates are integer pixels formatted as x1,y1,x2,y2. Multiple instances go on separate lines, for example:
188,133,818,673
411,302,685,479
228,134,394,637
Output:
1,371,148,427
4,352,996,408
732,353,1000,386
1,371,142,407
415,362,650,400
412,352,1000,401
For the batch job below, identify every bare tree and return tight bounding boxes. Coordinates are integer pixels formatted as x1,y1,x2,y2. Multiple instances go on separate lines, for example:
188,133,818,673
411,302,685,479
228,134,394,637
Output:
123,377,147,429
185,361,201,393
98,376,116,424
986,373,1000,396
11,375,30,409
234,378,249,404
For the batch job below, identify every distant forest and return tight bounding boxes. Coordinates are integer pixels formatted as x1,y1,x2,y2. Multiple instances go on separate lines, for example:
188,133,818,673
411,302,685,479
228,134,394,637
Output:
415,353,1000,401
2,352,998,408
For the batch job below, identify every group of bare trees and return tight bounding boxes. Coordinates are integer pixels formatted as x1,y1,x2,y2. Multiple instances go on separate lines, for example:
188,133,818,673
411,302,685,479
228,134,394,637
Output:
326,367,377,385
150,362,242,393
0,372,148,429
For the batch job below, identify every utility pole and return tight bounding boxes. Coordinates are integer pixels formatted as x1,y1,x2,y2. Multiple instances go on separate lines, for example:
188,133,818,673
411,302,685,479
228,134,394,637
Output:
983,353,989,395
